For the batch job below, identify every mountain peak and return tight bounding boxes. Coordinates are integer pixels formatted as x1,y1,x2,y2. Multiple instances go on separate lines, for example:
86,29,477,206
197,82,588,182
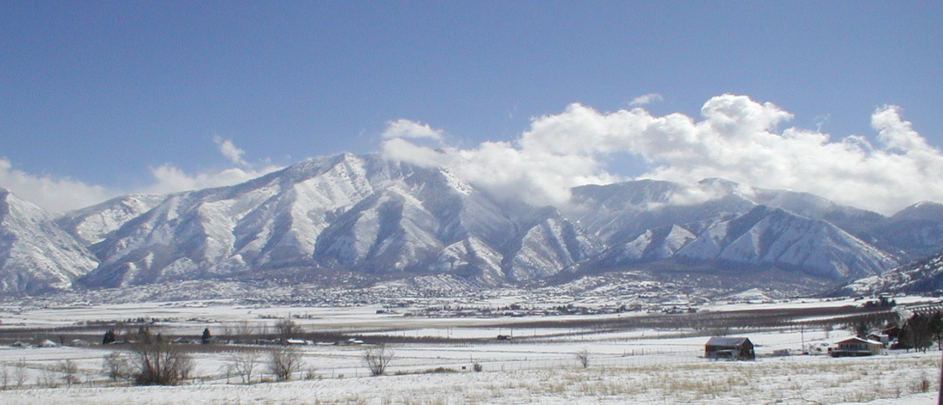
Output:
892,201,943,222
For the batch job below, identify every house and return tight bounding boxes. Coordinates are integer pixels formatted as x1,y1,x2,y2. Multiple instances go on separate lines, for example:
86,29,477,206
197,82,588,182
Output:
830,337,883,357
70,339,90,346
705,337,755,360
37,339,59,348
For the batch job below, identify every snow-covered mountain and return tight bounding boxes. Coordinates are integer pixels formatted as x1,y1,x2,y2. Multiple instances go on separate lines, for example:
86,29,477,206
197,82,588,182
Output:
57,193,167,246
837,251,943,295
1,152,939,297
570,180,896,280
674,206,895,279
863,201,943,260
0,189,98,295
78,154,597,288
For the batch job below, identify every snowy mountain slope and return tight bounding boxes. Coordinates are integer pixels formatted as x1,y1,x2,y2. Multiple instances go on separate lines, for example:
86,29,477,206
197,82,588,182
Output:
598,224,697,264
57,193,167,246
79,154,596,288
0,189,98,294
502,208,600,282
589,202,896,281
3,152,931,296
567,179,900,281
676,206,896,279
891,201,943,221
862,202,943,260
568,179,755,245
82,154,383,287
838,251,943,295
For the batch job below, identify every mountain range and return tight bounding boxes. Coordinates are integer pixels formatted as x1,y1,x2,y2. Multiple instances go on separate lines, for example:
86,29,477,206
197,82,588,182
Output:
2,153,942,298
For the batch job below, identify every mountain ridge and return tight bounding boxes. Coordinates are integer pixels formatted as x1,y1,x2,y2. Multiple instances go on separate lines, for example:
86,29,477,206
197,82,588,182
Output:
0,153,939,297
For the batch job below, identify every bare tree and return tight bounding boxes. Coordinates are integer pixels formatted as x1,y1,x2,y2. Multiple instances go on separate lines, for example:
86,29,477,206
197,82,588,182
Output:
222,321,258,343
1,364,10,390
268,346,303,381
227,350,261,384
130,333,194,386
58,360,80,386
274,318,300,341
38,366,58,388
363,345,394,376
13,359,27,388
102,352,132,383
575,349,590,368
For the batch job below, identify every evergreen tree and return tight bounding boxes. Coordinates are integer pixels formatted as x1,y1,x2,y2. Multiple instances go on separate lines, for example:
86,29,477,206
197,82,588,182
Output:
103,329,116,345
927,311,943,350
903,313,933,352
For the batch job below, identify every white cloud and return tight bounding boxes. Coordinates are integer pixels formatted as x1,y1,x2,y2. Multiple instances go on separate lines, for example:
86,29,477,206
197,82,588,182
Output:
381,119,444,141
141,135,280,196
0,158,113,214
629,93,664,106
142,164,280,195
213,135,248,166
384,94,943,215
5,95,941,217
0,135,281,213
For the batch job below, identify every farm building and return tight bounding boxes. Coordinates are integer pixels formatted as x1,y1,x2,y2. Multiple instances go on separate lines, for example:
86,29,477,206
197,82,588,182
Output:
705,336,755,360
829,336,883,357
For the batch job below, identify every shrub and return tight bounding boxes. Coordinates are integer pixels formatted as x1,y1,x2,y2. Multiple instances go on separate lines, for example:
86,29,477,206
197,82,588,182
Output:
102,352,132,383
364,345,394,376
576,349,590,368
130,334,193,385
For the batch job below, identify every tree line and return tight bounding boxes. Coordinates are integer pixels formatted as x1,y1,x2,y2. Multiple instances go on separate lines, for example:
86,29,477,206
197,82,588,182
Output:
94,319,396,387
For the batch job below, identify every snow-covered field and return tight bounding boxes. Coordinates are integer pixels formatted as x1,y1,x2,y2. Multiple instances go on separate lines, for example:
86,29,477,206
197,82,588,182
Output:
0,299,940,404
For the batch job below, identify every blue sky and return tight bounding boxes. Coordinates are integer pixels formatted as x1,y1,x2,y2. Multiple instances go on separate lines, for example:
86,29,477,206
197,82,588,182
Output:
1,1,941,213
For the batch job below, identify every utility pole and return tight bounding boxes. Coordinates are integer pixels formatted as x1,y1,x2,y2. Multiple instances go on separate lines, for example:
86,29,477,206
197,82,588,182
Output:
800,324,805,353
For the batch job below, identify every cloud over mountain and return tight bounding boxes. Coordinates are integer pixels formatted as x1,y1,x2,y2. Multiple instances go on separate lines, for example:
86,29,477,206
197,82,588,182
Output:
381,119,444,141
0,158,112,214
2,94,940,215
384,94,942,214
0,138,280,212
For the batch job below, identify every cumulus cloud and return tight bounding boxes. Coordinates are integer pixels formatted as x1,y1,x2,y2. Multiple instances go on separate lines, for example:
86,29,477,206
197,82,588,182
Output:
629,93,664,106
142,164,279,195
213,135,248,166
383,94,943,215
381,119,444,141
0,158,113,214
5,95,940,217
385,137,615,207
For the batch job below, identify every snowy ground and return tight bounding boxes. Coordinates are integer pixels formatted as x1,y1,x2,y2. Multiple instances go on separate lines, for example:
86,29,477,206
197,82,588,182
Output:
0,349,938,404
0,298,940,404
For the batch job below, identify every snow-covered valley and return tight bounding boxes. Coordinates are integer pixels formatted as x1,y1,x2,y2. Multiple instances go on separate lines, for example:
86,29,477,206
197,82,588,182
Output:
0,297,940,404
